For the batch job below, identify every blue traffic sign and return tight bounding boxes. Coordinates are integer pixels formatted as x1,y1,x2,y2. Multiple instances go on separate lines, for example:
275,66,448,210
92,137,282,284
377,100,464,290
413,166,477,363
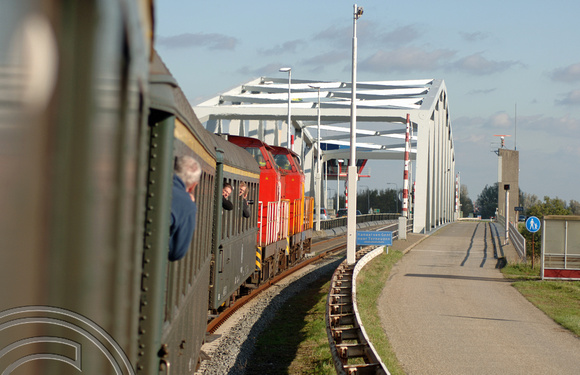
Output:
357,231,393,246
526,216,541,233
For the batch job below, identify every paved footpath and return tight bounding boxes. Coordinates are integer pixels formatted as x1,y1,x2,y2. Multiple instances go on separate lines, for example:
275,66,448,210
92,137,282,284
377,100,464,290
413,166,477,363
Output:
379,222,580,375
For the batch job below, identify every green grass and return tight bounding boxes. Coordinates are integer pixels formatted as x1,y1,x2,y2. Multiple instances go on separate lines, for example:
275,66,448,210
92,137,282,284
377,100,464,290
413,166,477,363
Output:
501,262,541,280
356,249,406,375
248,253,580,374
245,268,336,374
502,263,580,337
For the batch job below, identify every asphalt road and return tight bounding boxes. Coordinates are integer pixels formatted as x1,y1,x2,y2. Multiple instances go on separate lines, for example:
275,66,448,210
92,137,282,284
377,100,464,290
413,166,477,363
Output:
379,222,580,375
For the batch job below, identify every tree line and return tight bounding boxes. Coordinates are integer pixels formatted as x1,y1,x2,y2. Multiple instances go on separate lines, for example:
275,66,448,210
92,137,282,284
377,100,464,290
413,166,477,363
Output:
461,182,580,260
329,188,402,214
460,182,580,219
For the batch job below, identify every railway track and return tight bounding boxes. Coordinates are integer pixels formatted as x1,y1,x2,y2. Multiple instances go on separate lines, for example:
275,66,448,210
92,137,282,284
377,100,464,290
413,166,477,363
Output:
326,221,404,375
196,240,347,374
206,237,348,334
327,246,389,375
206,221,398,334
199,221,401,374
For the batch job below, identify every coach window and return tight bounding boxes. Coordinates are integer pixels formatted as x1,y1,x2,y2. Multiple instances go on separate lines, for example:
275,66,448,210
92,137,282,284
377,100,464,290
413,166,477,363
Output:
233,179,241,236
222,178,233,239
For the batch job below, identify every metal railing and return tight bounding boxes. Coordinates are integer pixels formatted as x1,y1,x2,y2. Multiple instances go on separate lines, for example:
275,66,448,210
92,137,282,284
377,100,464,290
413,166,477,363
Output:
319,213,401,231
497,215,526,261
509,221,526,260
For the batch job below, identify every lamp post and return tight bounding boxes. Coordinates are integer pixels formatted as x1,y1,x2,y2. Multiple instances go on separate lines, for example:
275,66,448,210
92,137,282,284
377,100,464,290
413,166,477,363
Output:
347,4,363,265
279,67,292,149
309,84,322,231
337,159,343,212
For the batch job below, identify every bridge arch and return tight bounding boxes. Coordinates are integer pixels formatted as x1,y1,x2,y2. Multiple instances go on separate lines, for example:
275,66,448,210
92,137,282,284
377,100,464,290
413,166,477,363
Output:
193,78,455,233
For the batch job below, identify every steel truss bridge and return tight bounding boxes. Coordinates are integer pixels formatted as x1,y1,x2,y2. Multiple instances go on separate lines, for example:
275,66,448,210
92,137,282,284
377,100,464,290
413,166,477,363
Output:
193,77,456,233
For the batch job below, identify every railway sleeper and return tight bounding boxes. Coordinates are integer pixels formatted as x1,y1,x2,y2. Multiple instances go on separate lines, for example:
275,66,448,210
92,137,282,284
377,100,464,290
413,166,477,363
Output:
333,278,353,287
328,247,390,375
332,327,359,342
330,303,353,315
329,313,355,327
337,342,370,359
330,294,351,305
344,363,383,375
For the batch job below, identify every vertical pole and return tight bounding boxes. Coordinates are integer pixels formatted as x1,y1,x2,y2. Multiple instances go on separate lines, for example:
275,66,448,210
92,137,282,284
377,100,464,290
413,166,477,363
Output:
532,233,535,269
347,4,363,265
279,67,292,149
336,159,340,212
505,189,509,245
455,173,459,219
402,113,410,217
324,161,328,209
287,70,292,150
315,87,321,231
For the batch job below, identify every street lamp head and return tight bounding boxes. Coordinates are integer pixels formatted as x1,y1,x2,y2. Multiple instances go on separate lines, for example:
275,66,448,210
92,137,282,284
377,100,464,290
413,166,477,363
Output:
355,6,363,19
308,84,321,90
279,67,291,72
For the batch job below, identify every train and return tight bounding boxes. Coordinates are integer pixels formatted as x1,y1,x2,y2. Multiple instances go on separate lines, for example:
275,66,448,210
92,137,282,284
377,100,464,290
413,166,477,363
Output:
0,2,313,374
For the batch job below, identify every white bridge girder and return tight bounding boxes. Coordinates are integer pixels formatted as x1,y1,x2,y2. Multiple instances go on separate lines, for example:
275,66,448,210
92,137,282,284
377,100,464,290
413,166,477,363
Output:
194,77,455,233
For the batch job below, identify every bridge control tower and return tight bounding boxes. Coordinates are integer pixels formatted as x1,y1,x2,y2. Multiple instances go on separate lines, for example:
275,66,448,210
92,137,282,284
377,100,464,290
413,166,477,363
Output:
497,148,519,223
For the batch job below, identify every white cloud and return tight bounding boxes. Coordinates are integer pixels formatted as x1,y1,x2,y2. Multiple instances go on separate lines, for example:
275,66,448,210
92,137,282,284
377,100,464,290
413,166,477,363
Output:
157,33,238,50
467,88,497,95
488,112,512,128
452,52,521,75
237,63,285,76
550,63,580,82
379,25,421,47
259,40,305,56
359,47,456,73
460,31,489,42
555,90,580,106
301,50,349,67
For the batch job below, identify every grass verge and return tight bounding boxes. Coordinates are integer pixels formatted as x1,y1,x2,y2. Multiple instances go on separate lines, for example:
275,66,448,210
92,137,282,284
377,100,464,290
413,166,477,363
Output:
502,262,580,337
245,268,336,374
356,249,406,375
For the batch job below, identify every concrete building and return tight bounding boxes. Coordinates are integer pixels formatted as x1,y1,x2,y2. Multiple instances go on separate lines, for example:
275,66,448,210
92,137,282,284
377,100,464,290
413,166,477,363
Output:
497,148,519,223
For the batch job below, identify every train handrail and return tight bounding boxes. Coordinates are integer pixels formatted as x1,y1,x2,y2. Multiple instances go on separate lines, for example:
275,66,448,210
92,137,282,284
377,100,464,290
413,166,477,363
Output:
258,201,264,246
279,200,289,240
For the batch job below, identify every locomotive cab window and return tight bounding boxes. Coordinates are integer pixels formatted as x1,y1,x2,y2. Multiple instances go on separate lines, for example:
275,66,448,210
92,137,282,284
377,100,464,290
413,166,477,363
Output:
274,154,292,171
245,147,266,167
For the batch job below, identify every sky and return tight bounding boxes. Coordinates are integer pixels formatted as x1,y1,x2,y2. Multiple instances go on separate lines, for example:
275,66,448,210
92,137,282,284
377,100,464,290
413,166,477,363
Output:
155,0,580,204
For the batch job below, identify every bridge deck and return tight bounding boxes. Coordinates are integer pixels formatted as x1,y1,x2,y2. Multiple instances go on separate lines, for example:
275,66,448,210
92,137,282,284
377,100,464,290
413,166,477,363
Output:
378,221,580,374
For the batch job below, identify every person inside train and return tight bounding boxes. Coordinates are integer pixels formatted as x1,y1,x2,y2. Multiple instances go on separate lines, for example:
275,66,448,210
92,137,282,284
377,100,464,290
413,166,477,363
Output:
169,155,201,261
222,182,234,211
239,182,250,218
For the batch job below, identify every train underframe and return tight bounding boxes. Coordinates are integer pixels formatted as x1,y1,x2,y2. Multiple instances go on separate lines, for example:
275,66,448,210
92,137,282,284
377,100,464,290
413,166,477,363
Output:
212,232,313,313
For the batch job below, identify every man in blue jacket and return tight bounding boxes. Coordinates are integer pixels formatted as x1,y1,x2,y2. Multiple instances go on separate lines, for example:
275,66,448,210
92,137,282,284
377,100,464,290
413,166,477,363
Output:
169,155,201,261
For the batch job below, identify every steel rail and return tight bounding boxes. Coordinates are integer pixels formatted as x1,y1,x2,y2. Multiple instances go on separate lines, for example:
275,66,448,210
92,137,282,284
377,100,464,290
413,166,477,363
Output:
206,242,347,334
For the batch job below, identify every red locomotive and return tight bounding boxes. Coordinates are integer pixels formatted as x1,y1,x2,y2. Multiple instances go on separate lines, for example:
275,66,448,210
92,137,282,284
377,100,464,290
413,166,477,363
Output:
226,136,313,280
270,146,313,263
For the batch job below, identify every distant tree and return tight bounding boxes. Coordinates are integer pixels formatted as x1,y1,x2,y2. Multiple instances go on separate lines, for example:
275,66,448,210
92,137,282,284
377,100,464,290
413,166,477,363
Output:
348,187,400,214
519,196,571,260
475,183,498,219
521,192,540,213
527,196,571,219
459,184,473,217
568,200,580,215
